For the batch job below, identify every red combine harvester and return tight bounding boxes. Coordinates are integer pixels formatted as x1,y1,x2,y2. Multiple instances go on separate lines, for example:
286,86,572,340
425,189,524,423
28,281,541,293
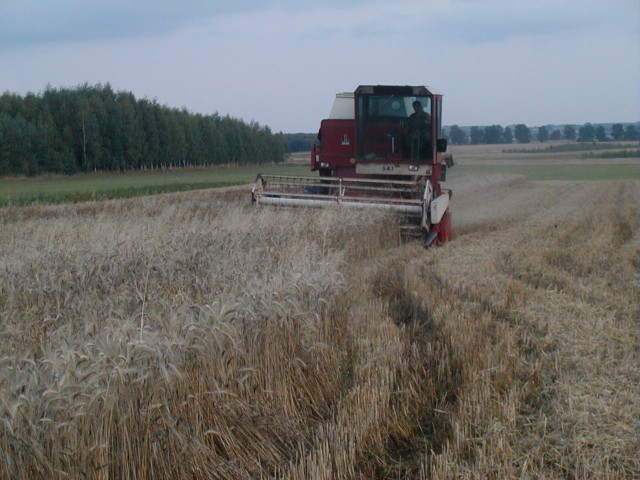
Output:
252,85,454,246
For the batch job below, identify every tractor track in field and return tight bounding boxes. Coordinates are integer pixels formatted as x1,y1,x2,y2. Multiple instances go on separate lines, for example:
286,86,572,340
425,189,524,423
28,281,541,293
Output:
345,176,639,477
413,178,636,476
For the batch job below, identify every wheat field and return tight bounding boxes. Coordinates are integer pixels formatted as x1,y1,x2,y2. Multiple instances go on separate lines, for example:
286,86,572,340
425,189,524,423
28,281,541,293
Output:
0,168,637,478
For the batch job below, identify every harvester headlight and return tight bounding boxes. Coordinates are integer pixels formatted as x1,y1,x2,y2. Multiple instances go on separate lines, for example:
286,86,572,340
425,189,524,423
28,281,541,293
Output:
320,162,330,168
409,165,419,172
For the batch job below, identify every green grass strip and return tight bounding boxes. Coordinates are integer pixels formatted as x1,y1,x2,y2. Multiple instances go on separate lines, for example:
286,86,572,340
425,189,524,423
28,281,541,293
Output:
0,164,311,207
503,142,639,154
454,163,640,181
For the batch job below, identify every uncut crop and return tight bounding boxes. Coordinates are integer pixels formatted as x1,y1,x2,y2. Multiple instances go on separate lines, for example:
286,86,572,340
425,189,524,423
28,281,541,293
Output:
0,176,638,479
0,190,399,479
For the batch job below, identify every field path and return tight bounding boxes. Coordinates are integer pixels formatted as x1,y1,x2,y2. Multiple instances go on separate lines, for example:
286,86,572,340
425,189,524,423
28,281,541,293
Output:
344,174,640,477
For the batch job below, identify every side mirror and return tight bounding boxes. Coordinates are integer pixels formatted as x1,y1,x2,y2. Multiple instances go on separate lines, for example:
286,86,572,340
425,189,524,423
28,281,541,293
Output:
443,153,454,168
436,138,448,152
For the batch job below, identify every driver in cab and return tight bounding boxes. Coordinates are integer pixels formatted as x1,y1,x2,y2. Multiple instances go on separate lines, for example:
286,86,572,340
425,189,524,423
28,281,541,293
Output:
405,100,431,159
409,100,430,131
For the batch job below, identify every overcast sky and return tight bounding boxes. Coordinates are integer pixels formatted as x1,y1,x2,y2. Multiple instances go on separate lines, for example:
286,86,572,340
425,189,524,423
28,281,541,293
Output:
1,0,638,132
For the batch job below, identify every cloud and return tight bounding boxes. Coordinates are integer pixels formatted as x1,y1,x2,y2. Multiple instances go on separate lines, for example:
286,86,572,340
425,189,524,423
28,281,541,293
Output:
2,0,634,50
0,0,216,48
417,0,637,44
0,0,378,49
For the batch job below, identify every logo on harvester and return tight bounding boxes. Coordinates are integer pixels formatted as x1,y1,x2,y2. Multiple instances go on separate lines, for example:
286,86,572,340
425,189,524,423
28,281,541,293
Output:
341,134,351,145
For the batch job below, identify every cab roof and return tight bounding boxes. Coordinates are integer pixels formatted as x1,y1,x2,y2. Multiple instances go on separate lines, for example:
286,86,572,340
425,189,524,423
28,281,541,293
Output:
355,85,440,96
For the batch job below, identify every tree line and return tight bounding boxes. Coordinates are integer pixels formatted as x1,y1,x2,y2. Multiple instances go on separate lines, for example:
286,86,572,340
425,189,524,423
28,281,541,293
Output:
283,123,639,152
447,122,639,145
281,133,318,153
0,84,287,176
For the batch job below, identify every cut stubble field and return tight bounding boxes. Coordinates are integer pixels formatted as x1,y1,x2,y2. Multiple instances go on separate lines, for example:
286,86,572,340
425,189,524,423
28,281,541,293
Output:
0,147,638,478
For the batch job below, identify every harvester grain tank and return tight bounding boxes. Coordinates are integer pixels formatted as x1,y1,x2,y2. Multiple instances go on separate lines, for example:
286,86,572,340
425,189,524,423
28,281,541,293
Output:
252,85,454,246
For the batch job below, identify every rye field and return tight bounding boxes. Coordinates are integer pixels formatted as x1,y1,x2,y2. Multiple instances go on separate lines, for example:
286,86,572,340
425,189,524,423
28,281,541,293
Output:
0,144,638,478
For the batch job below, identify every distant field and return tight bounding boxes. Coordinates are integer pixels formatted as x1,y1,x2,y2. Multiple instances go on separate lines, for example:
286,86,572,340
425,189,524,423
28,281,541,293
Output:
0,142,638,206
450,141,639,180
451,141,639,164
453,163,639,181
0,164,309,206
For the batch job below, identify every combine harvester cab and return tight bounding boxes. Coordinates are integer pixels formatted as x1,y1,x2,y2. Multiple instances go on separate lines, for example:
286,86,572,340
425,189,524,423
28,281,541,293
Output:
252,85,454,246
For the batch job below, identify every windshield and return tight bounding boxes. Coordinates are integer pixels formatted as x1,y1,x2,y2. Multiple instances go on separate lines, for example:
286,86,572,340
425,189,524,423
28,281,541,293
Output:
357,94,433,162
363,95,431,118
